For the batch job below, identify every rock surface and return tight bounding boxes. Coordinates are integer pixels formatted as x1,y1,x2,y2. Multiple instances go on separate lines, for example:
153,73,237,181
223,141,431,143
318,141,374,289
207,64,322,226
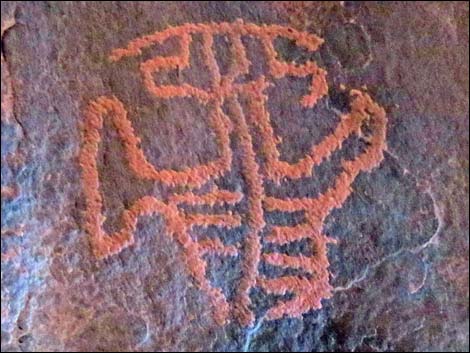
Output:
1,1,468,352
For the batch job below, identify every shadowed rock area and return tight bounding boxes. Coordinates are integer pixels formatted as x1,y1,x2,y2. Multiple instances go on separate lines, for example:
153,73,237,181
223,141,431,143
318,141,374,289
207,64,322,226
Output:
1,2,468,352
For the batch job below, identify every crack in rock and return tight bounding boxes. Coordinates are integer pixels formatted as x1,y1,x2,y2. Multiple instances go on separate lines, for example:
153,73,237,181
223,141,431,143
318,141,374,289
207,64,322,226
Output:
333,150,443,293
243,316,265,352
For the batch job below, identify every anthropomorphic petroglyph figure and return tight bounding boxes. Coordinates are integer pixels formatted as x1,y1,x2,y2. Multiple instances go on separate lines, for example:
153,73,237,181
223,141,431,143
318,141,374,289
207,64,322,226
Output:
79,20,387,326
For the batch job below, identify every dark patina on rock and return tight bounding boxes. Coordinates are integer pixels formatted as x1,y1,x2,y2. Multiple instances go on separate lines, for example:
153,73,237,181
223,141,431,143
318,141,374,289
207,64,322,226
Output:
1,1,468,352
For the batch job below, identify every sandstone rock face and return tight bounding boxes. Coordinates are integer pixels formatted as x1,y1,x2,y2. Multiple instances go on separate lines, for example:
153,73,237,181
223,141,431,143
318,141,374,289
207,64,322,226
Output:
1,2,468,352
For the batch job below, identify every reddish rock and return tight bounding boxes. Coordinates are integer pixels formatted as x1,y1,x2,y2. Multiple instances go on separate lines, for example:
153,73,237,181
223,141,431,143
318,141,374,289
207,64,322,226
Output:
1,1,468,351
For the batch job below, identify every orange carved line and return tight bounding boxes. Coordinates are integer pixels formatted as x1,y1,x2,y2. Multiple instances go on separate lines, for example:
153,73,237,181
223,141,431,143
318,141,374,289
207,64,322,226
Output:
264,196,316,213
169,188,243,206
259,33,328,108
259,233,333,319
263,232,334,275
228,96,265,327
257,91,386,320
247,74,362,184
259,235,333,320
226,32,250,83
263,253,317,274
81,20,388,326
265,224,317,245
307,91,387,222
110,20,325,112
201,31,222,89
109,20,323,62
258,275,331,320
257,90,381,184
79,97,231,325
85,96,231,188
140,33,214,102
198,238,238,257
184,213,242,229
258,275,312,296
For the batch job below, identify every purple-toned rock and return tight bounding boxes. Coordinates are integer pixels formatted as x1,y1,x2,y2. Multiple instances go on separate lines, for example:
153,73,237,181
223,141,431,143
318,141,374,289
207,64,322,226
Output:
1,2,468,351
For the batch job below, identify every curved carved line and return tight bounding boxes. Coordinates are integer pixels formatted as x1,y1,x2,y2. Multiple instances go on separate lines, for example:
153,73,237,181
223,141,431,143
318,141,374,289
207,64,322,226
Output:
79,97,231,324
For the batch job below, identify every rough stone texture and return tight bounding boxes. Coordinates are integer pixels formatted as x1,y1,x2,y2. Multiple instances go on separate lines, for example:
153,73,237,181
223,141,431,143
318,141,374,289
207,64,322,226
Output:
1,1,468,352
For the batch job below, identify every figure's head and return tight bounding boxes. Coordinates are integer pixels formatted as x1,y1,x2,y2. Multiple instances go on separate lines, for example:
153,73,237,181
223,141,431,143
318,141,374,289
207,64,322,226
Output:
106,20,330,188
109,20,327,107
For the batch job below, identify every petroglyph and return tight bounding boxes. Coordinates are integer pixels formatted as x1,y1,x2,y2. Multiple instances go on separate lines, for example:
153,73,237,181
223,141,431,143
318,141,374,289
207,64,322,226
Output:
79,20,387,326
